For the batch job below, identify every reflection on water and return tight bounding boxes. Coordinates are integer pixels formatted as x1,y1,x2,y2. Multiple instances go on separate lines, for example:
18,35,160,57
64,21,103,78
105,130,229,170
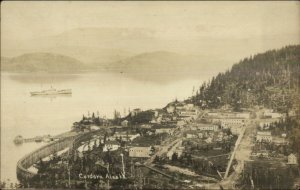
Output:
1,72,208,183
30,94,72,101
9,72,79,84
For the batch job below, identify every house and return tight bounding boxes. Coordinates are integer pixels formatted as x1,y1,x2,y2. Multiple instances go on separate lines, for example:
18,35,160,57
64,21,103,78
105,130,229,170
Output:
166,105,175,113
256,131,272,142
121,120,129,127
153,110,159,117
287,153,298,165
184,103,194,110
205,137,212,144
198,132,204,139
178,109,199,119
177,120,185,127
129,147,151,158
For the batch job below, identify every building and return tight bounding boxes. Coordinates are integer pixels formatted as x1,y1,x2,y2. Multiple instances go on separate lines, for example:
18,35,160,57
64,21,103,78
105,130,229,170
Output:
198,125,219,131
108,132,140,142
219,118,245,128
121,120,129,127
186,133,197,138
256,131,272,142
141,124,152,129
177,120,185,127
230,127,243,135
263,109,282,119
287,153,298,165
155,128,173,134
129,147,151,158
103,141,120,152
184,103,194,110
205,137,213,144
235,112,251,119
166,105,175,113
207,112,219,117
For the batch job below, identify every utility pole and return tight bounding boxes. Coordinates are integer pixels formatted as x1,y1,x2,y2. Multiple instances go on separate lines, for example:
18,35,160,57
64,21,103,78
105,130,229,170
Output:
120,153,125,178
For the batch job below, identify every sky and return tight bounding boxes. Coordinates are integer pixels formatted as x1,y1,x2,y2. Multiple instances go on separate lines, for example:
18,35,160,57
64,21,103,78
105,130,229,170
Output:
2,1,299,42
1,1,300,66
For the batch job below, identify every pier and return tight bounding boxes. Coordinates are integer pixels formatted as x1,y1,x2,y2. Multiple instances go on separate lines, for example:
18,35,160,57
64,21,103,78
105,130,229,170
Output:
16,127,117,183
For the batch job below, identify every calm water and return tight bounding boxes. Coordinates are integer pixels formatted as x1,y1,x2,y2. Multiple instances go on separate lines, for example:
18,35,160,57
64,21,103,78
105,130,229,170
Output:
0,72,210,183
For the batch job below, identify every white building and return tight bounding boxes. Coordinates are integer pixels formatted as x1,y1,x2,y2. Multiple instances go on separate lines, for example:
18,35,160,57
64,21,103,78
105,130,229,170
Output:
220,118,245,128
129,147,151,158
109,132,140,142
236,112,251,119
186,133,197,138
263,110,282,119
184,103,194,110
287,153,298,165
207,112,219,117
121,120,129,127
166,105,175,113
256,131,272,142
198,125,219,131
155,128,173,135
205,137,213,144
103,141,120,152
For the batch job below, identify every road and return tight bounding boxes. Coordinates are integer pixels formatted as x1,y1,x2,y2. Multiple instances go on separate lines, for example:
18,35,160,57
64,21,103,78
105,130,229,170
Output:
218,120,256,189
144,137,182,165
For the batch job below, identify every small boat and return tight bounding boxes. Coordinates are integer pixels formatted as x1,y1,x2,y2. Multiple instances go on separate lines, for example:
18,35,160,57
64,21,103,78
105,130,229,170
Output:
30,86,72,96
14,135,24,144
34,136,43,143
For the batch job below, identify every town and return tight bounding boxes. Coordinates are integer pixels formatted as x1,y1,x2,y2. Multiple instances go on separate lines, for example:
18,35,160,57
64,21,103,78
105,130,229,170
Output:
13,99,300,189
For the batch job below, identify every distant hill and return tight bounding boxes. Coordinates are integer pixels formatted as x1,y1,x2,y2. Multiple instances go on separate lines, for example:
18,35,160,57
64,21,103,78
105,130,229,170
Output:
189,45,300,112
104,51,222,82
1,53,87,73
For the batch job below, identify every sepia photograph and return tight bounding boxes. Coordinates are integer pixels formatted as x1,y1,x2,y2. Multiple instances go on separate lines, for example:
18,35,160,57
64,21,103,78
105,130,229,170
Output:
1,1,300,189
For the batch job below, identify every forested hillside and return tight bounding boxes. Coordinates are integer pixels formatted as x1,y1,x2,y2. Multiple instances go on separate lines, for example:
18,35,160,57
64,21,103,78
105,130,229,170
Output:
189,45,300,112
